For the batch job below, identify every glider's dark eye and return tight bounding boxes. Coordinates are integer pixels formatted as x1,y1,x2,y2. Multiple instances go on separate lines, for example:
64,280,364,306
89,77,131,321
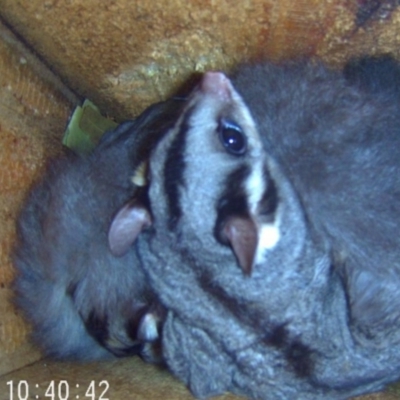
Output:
218,120,247,156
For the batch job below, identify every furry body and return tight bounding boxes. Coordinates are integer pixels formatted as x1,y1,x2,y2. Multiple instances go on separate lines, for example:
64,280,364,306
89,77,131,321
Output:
13,99,182,360
134,57,400,399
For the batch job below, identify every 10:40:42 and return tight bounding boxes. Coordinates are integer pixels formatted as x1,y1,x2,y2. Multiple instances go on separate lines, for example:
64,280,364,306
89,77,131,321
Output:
6,380,110,400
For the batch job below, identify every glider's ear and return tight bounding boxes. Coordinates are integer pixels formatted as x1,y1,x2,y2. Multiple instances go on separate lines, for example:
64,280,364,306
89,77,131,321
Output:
222,216,258,275
108,200,152,257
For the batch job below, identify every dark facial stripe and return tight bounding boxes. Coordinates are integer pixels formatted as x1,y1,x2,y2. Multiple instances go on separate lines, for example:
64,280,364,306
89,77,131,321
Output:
214,164,251,244
84,310,144,357
84,309,109,346
125,306,148,341
259,166,279,220
163,107,194,231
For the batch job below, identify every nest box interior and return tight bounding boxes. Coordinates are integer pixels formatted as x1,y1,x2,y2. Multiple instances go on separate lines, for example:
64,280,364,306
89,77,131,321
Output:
1,1,400,399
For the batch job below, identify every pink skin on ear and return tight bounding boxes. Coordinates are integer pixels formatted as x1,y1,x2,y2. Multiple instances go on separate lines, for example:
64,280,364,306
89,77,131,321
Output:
108,201,152,257
223,216,259,275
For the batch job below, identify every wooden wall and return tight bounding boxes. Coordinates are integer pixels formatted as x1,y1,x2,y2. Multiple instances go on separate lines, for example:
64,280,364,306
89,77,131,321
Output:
1,1,400,120
0,21,76,375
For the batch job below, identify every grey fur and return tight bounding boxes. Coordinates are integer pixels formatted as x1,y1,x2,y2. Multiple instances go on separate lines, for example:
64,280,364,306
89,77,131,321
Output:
136,57,400,399
13,99,183,361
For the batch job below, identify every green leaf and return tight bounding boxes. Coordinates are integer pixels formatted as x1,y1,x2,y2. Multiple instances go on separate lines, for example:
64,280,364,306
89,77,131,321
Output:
63,99,118,156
